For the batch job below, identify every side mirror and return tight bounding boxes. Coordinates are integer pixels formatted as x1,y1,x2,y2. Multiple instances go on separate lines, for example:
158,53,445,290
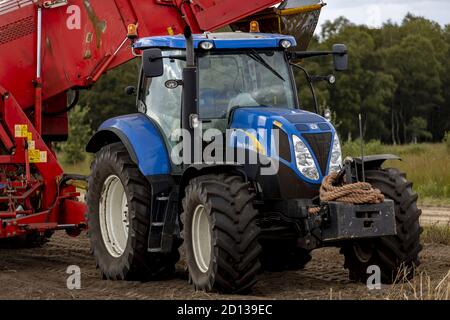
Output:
332,44,348,71
143,48,164,78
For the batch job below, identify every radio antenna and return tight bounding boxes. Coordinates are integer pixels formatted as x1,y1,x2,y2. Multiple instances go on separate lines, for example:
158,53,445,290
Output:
358,112,366,182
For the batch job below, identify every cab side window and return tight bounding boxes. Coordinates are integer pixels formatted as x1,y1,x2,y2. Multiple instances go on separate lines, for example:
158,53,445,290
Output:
141,50,185,145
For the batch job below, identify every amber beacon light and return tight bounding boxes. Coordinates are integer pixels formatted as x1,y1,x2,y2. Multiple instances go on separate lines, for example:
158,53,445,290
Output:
127,24,138,39
249,21,261,33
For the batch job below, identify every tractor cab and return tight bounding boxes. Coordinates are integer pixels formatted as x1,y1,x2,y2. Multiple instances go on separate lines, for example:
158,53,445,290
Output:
134,33,299,136
132,32,347,183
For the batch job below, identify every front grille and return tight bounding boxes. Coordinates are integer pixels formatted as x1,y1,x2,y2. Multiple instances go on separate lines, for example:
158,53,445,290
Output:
273,126,291,162
318,123,331,131
283,113,322,123
302,133,332,176
295,124,309,132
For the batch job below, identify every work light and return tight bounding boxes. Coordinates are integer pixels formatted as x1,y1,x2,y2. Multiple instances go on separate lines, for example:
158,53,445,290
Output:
199,41,214,50
280,39,292,49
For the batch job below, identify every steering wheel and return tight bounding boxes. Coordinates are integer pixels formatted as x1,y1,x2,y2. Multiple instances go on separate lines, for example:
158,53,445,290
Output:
252,85,286,106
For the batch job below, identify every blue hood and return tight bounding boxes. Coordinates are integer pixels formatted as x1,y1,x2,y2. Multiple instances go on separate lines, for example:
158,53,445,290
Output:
230,107,329,130
229,107,336,185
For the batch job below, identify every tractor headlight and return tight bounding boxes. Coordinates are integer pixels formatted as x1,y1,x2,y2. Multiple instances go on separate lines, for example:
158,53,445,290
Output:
292,135,319,181
199,41,214,50
329,134,342,173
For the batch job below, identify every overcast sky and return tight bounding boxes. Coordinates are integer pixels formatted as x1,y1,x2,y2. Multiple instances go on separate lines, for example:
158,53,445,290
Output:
316,0,450,33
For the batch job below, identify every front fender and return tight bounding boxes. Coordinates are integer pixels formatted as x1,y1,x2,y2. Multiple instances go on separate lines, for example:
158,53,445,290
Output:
86,114,171,176
354,154,401,170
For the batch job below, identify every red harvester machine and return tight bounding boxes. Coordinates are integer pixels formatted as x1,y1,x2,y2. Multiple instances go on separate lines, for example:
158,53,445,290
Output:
0,0,298,243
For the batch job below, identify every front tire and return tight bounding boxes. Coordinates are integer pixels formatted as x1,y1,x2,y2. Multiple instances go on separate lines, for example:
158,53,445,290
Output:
181,174,261,293
87,142,178,281
341,168,422,284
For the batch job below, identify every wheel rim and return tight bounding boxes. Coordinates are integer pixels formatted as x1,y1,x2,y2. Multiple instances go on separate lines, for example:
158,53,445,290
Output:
191,204,212,273
99,175,129,258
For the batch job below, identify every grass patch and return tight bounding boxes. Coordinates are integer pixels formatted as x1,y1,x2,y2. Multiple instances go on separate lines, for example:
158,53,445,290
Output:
444,132,450,152
422,224,450,246
342,139,385,156
60,154,92,176
387,269,450,300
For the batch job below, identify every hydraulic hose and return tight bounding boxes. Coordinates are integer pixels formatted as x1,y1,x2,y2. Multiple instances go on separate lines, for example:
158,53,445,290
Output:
43,90,80,116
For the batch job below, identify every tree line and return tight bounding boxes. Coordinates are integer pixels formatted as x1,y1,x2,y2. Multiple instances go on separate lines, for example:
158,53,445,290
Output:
64,14,450,163
299,14,449,144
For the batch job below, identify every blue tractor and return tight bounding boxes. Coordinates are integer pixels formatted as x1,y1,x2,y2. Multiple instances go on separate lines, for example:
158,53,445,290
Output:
85,31,422,293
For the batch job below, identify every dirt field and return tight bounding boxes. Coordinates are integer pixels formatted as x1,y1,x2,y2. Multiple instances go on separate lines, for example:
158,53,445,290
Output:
0,207,449,300
420,206,450,226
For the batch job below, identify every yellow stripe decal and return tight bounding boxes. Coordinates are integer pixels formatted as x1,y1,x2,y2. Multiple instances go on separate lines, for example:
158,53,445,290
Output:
243,131,266,156
273,120,283,128
277,4,324,16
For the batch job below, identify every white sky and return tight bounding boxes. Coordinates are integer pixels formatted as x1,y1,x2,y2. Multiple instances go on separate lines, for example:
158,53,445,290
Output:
316,0,450,33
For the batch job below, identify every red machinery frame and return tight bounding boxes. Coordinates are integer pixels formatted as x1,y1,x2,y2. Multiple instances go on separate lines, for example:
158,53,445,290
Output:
0,0,280,240
0,86,85,238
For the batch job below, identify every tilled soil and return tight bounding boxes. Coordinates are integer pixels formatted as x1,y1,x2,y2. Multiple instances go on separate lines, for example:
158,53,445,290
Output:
421,206,450,225
0,232,449,300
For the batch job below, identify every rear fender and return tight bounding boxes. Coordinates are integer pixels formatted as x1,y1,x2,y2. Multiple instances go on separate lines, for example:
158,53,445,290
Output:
86,113,171,176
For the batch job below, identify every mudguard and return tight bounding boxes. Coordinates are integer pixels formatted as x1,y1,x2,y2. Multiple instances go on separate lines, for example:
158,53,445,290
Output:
86,113,171,176
354,154,401,169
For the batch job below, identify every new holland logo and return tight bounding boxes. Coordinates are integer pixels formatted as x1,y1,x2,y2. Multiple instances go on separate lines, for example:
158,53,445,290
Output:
309,123,319,130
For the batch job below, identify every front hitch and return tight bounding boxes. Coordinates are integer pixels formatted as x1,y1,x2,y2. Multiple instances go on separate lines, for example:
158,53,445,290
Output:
319,200,396,242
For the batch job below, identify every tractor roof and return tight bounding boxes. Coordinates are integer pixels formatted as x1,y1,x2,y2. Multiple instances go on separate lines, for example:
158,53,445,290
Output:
133,32,297,50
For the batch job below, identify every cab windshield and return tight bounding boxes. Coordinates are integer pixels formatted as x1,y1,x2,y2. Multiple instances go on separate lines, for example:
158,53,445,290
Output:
198,50,296,121
142,50,297,141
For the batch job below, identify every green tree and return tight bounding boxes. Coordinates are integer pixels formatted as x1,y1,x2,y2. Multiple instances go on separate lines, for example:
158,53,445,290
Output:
301,24,396,142
299,15,449,144
78,60,140,131
407,117,432,143
62,105,93,164
320,17,353,40
384,34,443,143
440,25,450,137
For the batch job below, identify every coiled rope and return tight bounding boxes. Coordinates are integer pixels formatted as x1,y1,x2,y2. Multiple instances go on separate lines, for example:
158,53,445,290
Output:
309,172,385,214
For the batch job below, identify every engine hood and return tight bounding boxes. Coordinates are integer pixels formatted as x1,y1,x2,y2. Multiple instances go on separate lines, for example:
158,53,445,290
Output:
229,107,337,184
230,107,330,130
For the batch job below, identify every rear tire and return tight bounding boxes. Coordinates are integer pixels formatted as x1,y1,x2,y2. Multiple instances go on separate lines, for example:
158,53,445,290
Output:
87,142,178,281
181,174,261,293
341,168,422,284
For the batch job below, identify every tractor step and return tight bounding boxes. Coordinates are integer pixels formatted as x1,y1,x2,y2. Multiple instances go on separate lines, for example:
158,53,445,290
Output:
147,188,180,253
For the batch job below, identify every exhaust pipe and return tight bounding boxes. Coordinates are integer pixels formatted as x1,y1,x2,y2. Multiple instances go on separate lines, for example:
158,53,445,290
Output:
181,27,200,164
